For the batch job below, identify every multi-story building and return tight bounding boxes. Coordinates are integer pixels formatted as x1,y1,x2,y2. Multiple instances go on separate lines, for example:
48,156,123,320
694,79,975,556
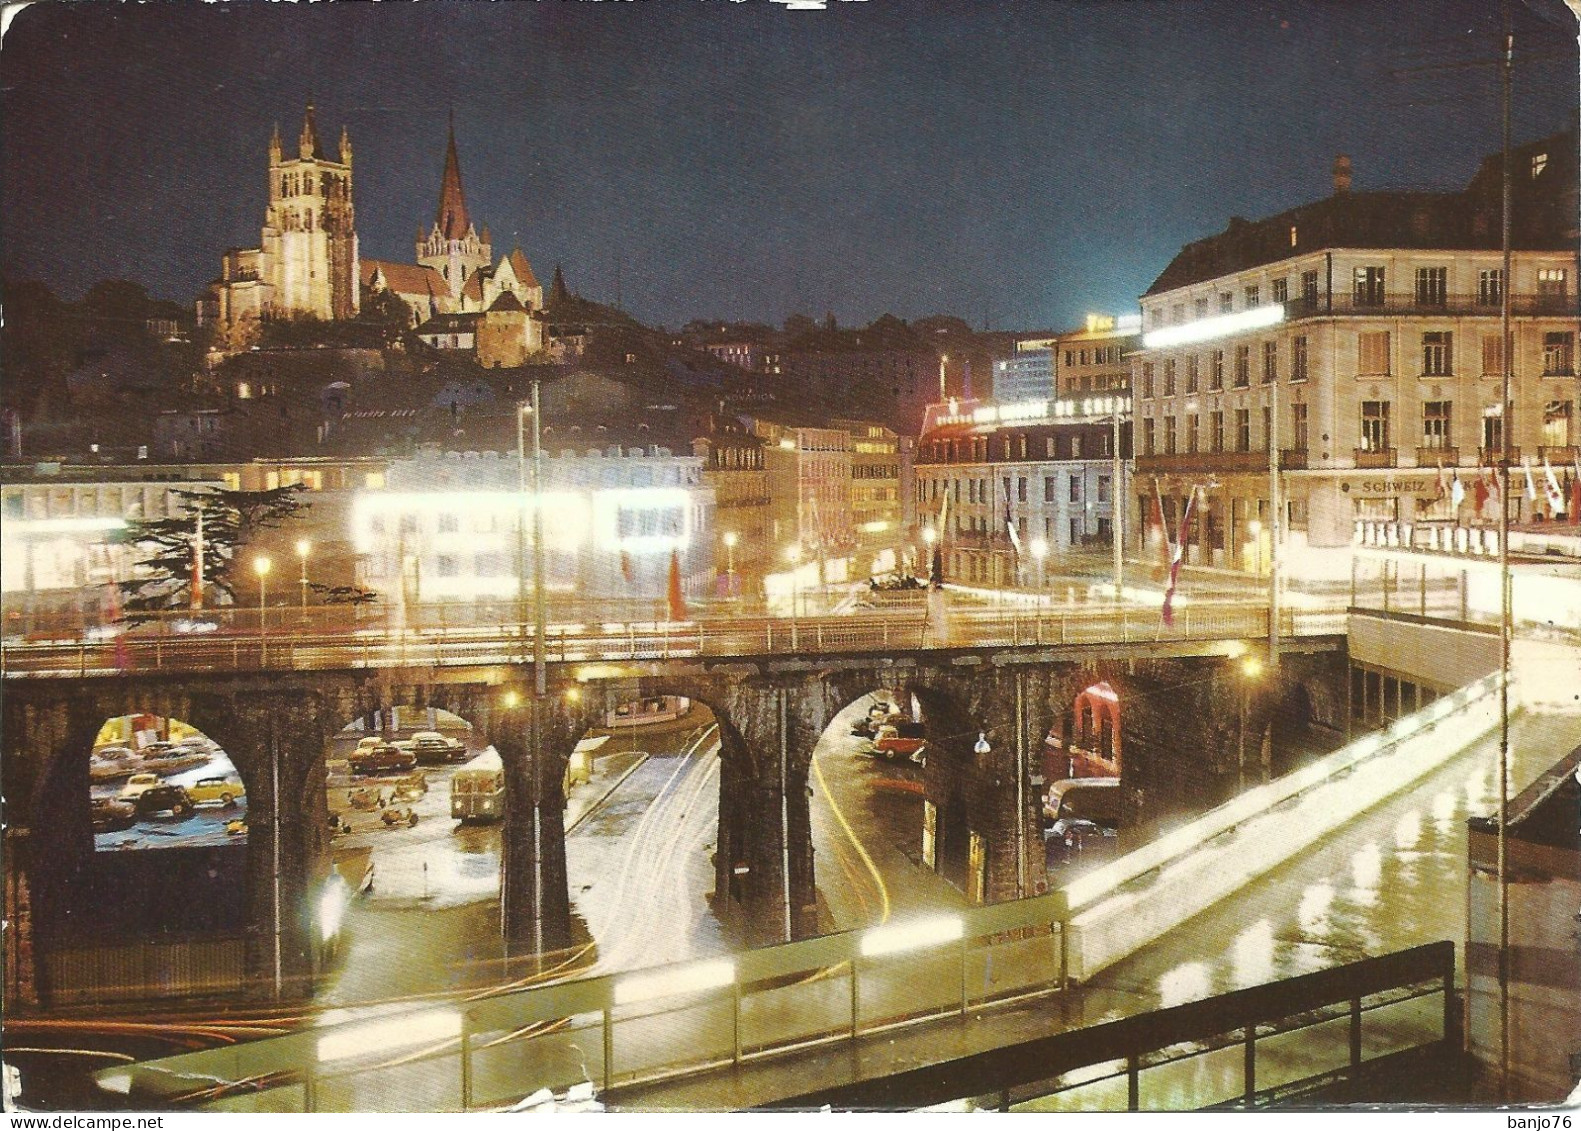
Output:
913,396,1130,588
992,339,1056,403
1133,136,1578,577
692,424,771,600
352,435,714,613
1053,315,1142,397
833,419,908,576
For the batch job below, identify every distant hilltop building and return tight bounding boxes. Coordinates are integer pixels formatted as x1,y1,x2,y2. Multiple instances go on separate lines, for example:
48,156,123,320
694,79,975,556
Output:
201,104,544,358
207,102,359,327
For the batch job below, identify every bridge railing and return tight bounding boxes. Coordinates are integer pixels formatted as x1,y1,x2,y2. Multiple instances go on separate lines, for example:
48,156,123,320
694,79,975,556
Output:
3,601,1347,677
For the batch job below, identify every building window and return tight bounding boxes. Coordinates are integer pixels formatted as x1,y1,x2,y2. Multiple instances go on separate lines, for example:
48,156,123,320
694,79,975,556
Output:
1360,401,1391,452
1070,517,1082,544
1195,298,1210,319
1482,406,1504,454
1234,344,1251,387
1537,268,1569,301
1220,292,1234,314
1478,269,1503,306
1211,411,1225,453
1291,402,1308,452
1353,266,1386,307
1069,476,1082,503
1301,270,1320,308
1482,332,1506,376
438,513,459,533
1045,476,1056,502
1186,354,1200,393
1235,409,1251,452
1172,303,1185,324
1098,474,1111,503
1272,278,1289,305
1543,331,1575,376
1071,435,1083,458
1292,335,1308,382
1542,400,1573,449
436,554,459,578
1414,267,1447,307
1017,477,1027,503
1211,349,1225,390
1422,400,1452,450
1143,418,1156,455
1422,331,1453,377
1358,330,1391,376
1163,358,1176,396
1263,405,1273,451
1141,362,1155,399
1164,416,1177,454
1245,285,1260,308
1262,340,1278,384
1186,414,1200,452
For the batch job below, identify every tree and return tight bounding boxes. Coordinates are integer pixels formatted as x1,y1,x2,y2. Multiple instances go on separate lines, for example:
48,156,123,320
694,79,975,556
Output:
112,484,313,615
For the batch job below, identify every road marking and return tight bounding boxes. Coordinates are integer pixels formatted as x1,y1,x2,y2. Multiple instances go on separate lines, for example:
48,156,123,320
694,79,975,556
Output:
811,746,890,925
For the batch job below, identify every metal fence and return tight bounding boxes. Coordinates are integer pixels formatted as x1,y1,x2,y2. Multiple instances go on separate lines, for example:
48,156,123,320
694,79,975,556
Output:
2,602,1346,678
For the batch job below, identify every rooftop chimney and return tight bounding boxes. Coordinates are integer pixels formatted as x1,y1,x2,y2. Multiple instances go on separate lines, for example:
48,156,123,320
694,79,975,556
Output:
1332,154,1352,196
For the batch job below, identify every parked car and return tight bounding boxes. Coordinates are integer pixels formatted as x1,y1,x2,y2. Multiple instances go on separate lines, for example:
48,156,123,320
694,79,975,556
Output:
380,805,419,828
872,721,927,764
187,776,245,807
350,742,417,776
119,772,165,800
1042,777,1123,866
90,798,138,833
409,731,468,764
850,703,895,739
133,784,195,818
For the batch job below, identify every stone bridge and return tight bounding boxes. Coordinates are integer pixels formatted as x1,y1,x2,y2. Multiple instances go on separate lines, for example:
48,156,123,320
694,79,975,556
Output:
5,636,1344,1003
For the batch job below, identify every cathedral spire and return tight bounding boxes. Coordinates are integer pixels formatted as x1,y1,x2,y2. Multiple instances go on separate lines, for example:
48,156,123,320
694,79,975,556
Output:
435,116,471,241
269,122,282,164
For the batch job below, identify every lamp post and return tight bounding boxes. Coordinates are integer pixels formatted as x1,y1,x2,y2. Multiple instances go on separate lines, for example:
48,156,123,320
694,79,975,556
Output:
516,386,546,691
295,538,311,620
1030,537,1048,594
786,544,802,649
254,555,271,666
723,531,738,600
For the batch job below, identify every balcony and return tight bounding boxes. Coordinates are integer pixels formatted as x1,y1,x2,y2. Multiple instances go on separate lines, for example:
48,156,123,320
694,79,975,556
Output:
1285,293,1577,319
1415,446,1459,467
1280,448,1308,470
1478,447,1522,467
1540,445,1580,466
1136,450,1267,474
1353,448,1397,469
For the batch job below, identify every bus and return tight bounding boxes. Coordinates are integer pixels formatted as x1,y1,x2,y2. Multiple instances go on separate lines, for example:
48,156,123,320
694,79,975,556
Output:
450,749,505,823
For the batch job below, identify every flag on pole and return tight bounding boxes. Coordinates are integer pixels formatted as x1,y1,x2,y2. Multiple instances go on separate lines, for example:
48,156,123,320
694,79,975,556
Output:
666,549,687,622
1162,488,1195,627
1570,464,1581,524
1472,473,1488,512
1434,461,1446,503
1523,457,1538,502
1450,471,1465,509
1149,479,1169,581
191,503,204,611
620,550,634,587
1003,498,1022,558
1542,456,1566,515
1485,460,1501,502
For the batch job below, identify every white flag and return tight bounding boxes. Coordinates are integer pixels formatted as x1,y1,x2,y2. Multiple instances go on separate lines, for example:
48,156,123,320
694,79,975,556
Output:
1523,458,1537,501
1543,457,1566,513
1450,472,1465,508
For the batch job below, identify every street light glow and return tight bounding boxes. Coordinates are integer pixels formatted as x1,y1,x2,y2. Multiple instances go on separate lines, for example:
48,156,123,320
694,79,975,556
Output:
295,539,312,559
1030,538,1048,560
253,556,272,577
722,532,738,549
1242,657,1264,679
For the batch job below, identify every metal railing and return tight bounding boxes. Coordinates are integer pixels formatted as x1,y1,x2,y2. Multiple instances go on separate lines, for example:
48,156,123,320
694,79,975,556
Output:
760,942,1457,1112
1,602,1347,678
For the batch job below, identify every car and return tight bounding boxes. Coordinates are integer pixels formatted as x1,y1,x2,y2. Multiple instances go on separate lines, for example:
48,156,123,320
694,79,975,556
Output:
408,731,468,764
1042,777,1123,865
119,772,165,800
133,784,195,818
380,805,420,828
186,776,245,807
90,798,138,833
349,742,417,776
872,721,927,764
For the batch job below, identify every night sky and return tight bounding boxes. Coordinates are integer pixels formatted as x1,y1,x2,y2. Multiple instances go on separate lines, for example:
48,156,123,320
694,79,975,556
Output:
2,0,1575,331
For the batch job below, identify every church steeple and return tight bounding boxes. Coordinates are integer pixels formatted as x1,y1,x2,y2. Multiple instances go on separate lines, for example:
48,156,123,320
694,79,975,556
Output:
435,114,471,240
269,122,282,165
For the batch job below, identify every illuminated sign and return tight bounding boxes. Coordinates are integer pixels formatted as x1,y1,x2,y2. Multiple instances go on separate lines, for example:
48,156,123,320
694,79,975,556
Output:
1142,304,1284,350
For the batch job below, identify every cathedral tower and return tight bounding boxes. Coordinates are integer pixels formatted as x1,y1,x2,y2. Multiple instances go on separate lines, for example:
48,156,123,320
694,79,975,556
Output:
416,118,491,300
259,102,360,320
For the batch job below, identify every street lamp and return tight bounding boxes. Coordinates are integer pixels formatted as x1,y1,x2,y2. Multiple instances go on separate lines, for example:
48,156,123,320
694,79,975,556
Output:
254,555,272,666
1030,537,1048,592
295,538,311,618
1238,655,1264,790
723,531,738,599
786,544,802,648
516,387,546,693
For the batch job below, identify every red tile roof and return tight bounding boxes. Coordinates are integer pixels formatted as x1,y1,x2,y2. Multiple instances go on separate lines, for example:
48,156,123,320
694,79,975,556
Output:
361,259,447,299
508,248,540,290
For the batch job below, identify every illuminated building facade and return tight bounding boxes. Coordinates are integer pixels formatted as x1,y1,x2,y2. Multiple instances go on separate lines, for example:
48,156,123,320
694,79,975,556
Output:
352,445,714,610
1134,134,1578,578
914,395,1130,587
1053,315,1142,397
